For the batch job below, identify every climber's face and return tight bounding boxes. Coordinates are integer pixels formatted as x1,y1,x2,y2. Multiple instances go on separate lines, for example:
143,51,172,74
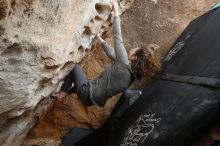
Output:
128,47,141,61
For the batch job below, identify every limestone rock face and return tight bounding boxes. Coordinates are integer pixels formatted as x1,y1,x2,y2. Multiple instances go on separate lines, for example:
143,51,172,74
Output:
0,0,116,145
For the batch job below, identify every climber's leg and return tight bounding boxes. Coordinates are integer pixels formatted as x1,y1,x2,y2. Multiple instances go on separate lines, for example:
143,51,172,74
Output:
69,64,88,93
61,64,88,93
67,64,93,106
59,64,93,105
67,87,77,94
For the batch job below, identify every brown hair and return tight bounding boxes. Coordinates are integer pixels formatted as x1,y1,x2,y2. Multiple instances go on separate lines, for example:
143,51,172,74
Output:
131,47,161,82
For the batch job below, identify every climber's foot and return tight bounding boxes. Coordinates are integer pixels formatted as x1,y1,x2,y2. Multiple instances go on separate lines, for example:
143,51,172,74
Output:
49,91,66,102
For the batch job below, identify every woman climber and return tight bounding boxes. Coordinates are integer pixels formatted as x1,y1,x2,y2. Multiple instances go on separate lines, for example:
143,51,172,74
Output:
54,0,160,106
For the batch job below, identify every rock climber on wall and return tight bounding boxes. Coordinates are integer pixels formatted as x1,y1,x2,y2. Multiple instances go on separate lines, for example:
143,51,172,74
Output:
53,0,160,106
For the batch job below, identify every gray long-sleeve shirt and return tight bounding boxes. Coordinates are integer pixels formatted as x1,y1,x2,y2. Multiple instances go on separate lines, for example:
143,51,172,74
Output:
89,16,134,106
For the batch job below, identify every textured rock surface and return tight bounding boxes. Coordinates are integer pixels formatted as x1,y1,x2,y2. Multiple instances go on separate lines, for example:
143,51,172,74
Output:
0,0,218,146
0,0,117,145
121,0,218,59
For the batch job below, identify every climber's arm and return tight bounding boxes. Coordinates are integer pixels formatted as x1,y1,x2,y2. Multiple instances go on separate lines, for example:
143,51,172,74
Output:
112,0,129,65
96,34,116,61
101,42,116,61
